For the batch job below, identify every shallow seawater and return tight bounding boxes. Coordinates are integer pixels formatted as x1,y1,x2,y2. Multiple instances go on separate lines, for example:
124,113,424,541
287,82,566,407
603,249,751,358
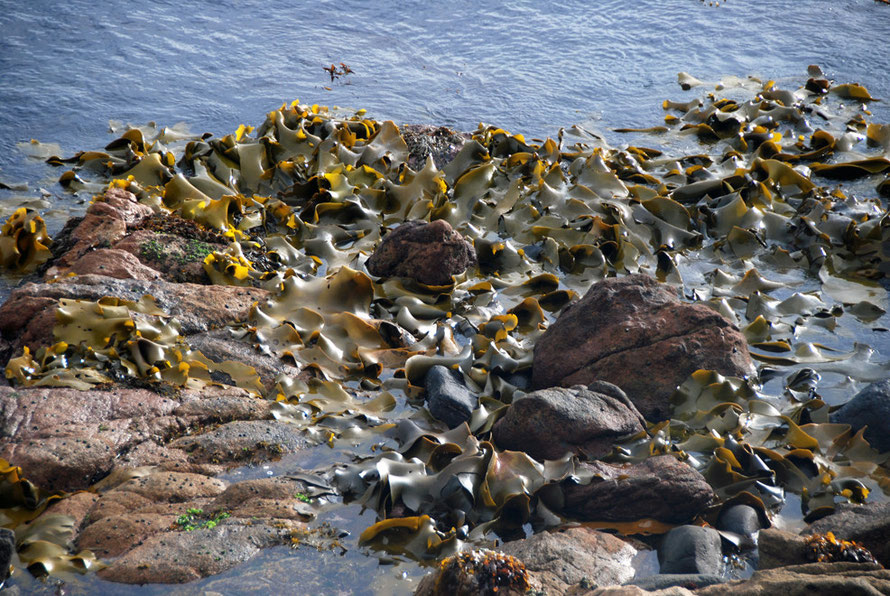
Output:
2,1,890,593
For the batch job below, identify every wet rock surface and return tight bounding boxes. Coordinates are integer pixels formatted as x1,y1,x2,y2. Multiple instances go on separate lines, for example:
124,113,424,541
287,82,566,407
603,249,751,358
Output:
830,379,890,453
658,526,722,575
498,526,637,593
424,365,477,428
64,248,163,281
532,274,756,421
757,528,810,570
627,574,726,592
695,562,890,596
0,386,275,491
493,383,645,460
366,219,476,285
561,455,716,524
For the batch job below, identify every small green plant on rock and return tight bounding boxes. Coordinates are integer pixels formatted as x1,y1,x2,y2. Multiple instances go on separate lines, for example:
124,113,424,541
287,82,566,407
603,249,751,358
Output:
175,508,231,531
295,492,312,503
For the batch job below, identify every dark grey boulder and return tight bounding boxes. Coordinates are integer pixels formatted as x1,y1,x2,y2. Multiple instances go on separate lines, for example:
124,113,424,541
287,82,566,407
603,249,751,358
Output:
658,525,723,575
424,365,476,428
717,504,763,538
0,528,13,582
492,383,645,461
830,379,890,453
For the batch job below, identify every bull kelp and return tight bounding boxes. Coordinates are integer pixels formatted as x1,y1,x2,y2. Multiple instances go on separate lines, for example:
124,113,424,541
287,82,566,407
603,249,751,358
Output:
1,69,889,582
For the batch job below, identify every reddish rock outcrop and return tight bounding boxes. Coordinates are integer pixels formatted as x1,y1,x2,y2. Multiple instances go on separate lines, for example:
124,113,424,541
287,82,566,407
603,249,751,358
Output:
366,219,476,285
0,276,269,361
532,274,756,421
65,248,162,280
559,455,715,524
0,386,274,492
492,383,645,460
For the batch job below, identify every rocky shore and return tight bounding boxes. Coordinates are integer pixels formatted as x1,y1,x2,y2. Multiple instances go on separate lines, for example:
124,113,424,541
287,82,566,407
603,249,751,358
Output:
1,73,889,594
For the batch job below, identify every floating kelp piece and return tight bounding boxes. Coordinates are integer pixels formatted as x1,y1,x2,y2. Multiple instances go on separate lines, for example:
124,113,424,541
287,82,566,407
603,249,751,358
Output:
810,158,890,180
829,83,877,101
0,208,53,272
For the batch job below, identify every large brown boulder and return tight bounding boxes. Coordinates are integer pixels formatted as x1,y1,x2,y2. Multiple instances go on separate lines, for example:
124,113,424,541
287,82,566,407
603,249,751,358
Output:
560,455,715,524
366,219,476,285
492,382,645,461
532,274,756,421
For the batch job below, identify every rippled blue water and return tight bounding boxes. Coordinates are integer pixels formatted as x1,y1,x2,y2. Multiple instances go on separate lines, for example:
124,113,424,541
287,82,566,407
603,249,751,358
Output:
2,0,889,189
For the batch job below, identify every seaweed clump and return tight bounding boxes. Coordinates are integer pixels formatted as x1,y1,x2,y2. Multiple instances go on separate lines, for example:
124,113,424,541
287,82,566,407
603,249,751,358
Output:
419,549,530,596
805,531,877,564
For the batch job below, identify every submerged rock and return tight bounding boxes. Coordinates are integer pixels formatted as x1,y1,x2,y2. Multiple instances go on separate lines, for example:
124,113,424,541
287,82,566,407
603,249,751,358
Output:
492,383,645,460
498,526,637,593
658,525,722,575
532,274,756,421
424,365,477,428
560,455,715,524
830,379,890,453
366,219,476,285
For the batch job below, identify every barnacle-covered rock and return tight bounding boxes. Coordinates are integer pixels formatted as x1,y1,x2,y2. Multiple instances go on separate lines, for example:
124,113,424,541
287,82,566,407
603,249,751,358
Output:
532,274,756,421
492,383,645,460
366,219,476,285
